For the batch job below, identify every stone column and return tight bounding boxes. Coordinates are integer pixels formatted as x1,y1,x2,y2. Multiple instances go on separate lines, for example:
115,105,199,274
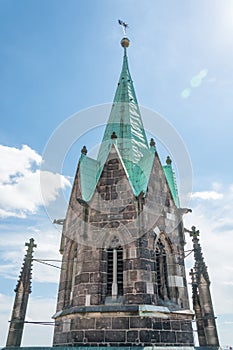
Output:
198,277,219,346
112,248,118,298
188,226,219,347
190,269,207,346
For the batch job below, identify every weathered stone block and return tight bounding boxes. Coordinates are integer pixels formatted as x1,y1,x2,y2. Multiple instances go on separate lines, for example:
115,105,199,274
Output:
135,281,146,293
162,320,171,330
176,331,194,344
76,273,89,283
129,270,138,281
130,316,152,329
139,330,160,343
69,330,84,342
105,330,126,342
152,319,162,330
160,330,176,343
171,320,181,330
82,262,99,272
79,317,95,329
181,321,193,331
96,317,112,329
112,317,129,329
127,330,138,342
85,330,104,342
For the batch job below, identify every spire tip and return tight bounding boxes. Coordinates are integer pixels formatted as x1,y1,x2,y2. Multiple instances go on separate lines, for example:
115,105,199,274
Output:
121,37,130,48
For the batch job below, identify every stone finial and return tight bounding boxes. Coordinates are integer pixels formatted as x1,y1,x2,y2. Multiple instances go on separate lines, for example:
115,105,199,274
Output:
111,131,117,139
166,156,172,165
190,226,200,237
15,238,37,294
150,138,156,147
184,226,200,237
81,146,87,155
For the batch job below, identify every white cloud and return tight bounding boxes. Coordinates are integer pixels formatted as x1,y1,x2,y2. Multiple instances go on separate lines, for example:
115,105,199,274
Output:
191,190,223,200
0,144,71,218
0,144,41,184
0,208,26,218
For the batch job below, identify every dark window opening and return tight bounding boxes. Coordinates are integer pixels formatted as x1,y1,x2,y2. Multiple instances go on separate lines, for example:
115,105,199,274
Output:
117,248,123,295
107,249,113,296
156,240,170,300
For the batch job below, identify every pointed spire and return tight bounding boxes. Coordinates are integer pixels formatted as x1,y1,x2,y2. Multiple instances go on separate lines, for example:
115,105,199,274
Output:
6,238,37,347
15,238,37,293
163,156,180,207
188,226,209,284
79,29,180,203
187,226,220,346
97,35,149,172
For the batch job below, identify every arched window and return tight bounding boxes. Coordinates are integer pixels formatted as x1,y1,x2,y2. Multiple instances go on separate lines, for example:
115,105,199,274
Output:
64,241,77,307
155,238,170,300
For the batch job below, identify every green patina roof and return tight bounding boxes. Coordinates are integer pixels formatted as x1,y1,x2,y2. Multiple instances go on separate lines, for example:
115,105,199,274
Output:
79,39,180,207
97,46,149,171
79,154,100,202
163,164,180,207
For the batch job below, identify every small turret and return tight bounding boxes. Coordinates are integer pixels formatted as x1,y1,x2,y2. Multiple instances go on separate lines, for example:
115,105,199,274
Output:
187,226,219,347
6,239,37,348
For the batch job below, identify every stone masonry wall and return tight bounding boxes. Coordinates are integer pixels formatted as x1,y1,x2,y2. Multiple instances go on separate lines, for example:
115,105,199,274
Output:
53,147,193,346
54,313,194,347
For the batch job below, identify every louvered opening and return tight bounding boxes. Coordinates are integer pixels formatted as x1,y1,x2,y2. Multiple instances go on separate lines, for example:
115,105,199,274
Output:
117,248,123,296
107,249,113,296
106,247,123,297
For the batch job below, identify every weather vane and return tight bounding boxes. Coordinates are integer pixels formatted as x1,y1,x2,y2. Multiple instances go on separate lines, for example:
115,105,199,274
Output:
118,19,129,36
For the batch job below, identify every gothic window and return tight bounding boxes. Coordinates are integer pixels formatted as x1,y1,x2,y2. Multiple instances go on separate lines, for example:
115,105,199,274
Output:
155,239,170,300
106,246,123,297
70,257,77,303
64,241,77,307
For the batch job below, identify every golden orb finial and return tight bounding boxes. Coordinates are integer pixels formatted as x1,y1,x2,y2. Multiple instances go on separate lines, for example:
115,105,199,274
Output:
121,37,130,48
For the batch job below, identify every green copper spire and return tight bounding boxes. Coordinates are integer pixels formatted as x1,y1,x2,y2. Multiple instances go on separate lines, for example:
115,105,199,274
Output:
97,38,149,178
78,35,180,206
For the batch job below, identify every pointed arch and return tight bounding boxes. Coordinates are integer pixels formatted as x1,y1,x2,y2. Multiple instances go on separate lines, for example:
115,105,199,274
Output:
104,235,124,298
155,233,172,301
64,240,77,307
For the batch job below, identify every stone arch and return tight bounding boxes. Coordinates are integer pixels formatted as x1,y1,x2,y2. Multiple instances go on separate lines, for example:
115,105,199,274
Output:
101,224,133,249
100,234,124,299
154,232,173,301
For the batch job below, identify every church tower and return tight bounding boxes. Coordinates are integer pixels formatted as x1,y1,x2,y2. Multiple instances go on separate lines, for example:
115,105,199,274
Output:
53,35,194,347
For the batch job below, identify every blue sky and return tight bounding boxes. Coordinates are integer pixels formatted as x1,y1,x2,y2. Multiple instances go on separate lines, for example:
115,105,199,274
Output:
0,0,233,347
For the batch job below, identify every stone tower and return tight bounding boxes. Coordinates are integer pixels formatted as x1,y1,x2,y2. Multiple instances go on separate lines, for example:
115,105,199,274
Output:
53,36,194,347
6,238,37,347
